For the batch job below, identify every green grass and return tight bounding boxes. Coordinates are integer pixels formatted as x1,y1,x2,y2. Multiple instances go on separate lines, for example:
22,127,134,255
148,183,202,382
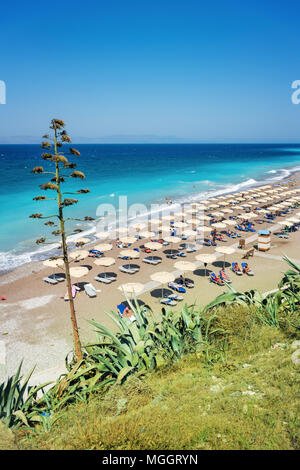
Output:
14,306,300,450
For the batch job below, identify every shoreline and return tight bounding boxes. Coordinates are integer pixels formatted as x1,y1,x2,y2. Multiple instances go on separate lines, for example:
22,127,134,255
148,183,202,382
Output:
0,171,300,384
1,165,300,281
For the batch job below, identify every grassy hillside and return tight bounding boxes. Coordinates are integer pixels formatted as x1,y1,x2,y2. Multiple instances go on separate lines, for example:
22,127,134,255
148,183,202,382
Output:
14,306,299,450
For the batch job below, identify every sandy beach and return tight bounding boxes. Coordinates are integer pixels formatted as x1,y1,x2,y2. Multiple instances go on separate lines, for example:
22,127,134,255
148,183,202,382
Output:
1,174,300,385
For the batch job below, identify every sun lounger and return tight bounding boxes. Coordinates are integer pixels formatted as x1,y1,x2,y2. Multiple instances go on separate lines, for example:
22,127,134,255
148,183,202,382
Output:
241,263,254,276
168,293,183,301
94,274,116,284
84,283,99,297
119,266,139,274
142,257,162,265
176,252,187,257
219,270,232,283
168,282,186,293
43,277,58,285
232,262,243,275
117,303,136,322
178,278,194,288
49,273,65,282
209,272,224,285
64,285,80,301
160,298,177,306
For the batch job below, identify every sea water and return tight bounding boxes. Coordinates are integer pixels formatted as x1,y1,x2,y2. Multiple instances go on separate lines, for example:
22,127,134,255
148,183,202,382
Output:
0,143,299,273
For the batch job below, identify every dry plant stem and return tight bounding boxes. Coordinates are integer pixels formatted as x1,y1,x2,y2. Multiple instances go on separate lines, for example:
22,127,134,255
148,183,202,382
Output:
54,128,83,362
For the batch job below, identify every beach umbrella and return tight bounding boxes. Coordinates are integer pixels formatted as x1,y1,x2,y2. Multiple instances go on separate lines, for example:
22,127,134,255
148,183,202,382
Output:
222,208,233,214
95,231,109,240
174,260,197,273
149,218,162,226
195,253,217,277
210,211,224,217
120,249,140,259
138,230,155,238
94,243,113,252
208,204,219,209
94,257,115,266
94,257,115,279
163,236,182,254
118,282,145,298
69,266,89,278
278,220,293,228
196,225,212,233
211,222,226,229
246,213,258,219
162,214,175,222
119,236,136,245
43,258,64,268
131,222,147,231
197,215,211,221
150,271,175,298
215,246,235,268
174,211,186,218
144,241,162,251
287,217,300,223
223,219,237,226
69,250,89,261
181,229,196,238
173,221,188,228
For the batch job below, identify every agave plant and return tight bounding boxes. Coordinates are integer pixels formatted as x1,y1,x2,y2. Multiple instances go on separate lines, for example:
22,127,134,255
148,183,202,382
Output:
0,362,51,428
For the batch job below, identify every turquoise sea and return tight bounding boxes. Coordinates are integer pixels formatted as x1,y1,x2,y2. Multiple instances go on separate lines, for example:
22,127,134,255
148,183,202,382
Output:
0,143,300,273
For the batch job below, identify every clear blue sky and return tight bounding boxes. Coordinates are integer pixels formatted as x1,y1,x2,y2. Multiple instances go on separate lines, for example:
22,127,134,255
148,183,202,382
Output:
1,0,300,143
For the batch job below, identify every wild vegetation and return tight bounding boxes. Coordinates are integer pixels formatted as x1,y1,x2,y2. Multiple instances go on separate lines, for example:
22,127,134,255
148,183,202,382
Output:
0,256,299,449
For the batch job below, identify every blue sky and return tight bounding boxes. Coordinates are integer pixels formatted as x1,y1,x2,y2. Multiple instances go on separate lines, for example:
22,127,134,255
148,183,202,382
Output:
0,0,300,143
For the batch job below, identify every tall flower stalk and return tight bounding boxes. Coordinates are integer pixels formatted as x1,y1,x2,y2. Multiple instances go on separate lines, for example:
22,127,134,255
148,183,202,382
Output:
30,119,93,362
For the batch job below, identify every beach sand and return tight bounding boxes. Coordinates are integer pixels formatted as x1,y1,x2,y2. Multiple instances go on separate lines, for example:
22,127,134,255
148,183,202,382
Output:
0,174,300,384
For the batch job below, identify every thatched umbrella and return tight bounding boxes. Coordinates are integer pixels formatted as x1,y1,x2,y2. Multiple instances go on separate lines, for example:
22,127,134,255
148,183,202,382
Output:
70,266,89,278
215,246,235,268
94,257,115,279
144,241,163,251
69,250,89,261
150,271,175,298
195,253,217,277
43,258,64,268
94,243,113,252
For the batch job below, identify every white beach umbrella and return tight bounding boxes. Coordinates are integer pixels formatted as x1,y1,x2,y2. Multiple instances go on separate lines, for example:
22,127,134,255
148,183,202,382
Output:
181,229,196,238
43,258,64,268
215,246,235,268
69,250,89,261
223,219,237,226
94,243,113,252
94,257,115,266
144,241,162,251
118,282,145,297
69,266,89,278
195,253,217,277
222,208,233,214
138,230,156,238
210,211,224,217
131,222,147,231
119,236,137,244
163,236,182,244
277,220,293,227
174,260,197,272
211,222,226,229
120,249,140,259
173,221,188,228
95,231,110,240
150,271,175,298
